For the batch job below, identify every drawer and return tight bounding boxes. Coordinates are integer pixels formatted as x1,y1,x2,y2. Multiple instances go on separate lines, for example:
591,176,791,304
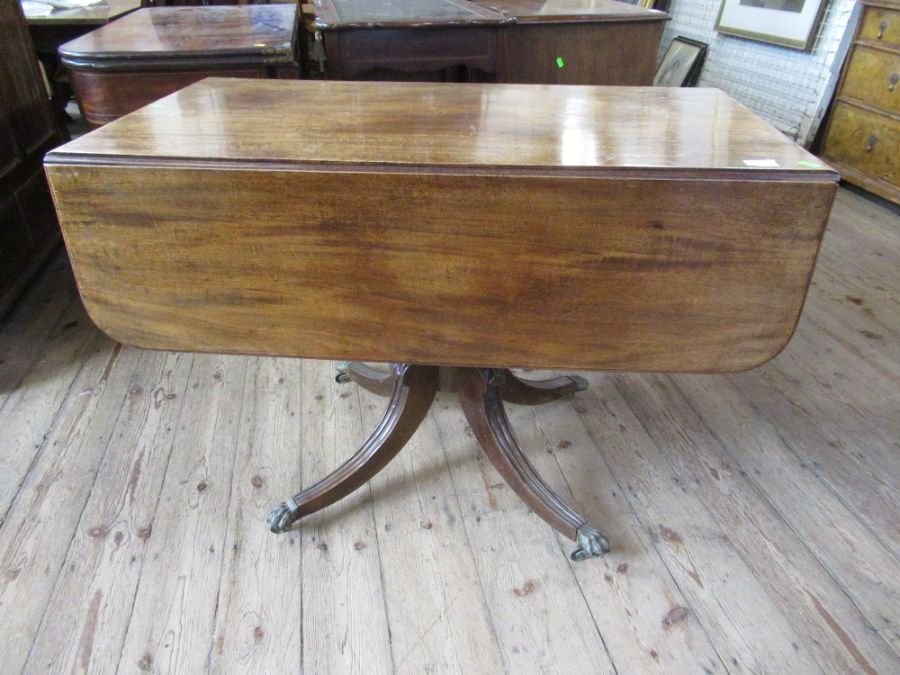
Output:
841,45,899,114
823,102,898,186
860,5,900,47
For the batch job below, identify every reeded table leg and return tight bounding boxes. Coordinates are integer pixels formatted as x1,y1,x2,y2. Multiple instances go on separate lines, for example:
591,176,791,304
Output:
267,363,439,533
496,368,588,405
269,363,608,559
457,368,610,560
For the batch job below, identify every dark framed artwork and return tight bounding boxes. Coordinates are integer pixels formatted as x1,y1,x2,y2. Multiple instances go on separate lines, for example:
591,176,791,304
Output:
715,0,828,51
653,37,708,87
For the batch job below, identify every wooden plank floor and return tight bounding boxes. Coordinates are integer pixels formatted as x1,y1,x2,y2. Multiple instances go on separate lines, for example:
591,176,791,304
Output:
1,187,898,674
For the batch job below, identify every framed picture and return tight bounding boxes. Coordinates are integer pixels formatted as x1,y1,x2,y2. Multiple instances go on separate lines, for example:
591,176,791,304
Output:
715,0,827,51
653,37,708,87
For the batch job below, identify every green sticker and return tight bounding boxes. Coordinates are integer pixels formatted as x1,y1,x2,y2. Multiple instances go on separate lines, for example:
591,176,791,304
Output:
556,56,565,69
798,160,823,168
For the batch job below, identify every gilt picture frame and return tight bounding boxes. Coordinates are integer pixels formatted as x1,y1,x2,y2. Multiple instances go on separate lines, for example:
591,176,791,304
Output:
715,0,828,51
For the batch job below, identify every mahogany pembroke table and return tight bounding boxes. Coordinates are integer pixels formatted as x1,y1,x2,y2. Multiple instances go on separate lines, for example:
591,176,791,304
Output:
44,79,838,560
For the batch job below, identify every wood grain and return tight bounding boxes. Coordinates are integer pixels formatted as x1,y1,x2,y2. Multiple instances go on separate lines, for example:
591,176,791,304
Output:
46,80,835,175
24,350,193,674
58,5,298,66
498,20,663,85
59,6,298,127
0,339,135,675
839,45,900,113
1,186,898,673
822,102,898,200
208,356,303,673
47,165,835,373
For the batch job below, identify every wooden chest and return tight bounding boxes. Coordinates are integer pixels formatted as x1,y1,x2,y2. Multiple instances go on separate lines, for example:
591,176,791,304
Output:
45,79,837,373
821,0,899,204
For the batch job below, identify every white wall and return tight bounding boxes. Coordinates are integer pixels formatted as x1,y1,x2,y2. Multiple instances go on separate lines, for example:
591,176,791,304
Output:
658,0,858,145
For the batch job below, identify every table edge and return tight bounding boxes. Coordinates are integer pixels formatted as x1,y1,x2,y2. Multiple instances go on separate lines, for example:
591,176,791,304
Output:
43,153,841,183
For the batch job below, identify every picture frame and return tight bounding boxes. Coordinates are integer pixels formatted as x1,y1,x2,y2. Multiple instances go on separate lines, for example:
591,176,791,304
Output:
653,37,708,87
715,0,827,51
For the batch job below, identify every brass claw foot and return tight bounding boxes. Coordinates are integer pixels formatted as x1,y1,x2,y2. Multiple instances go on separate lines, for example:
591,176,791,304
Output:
570,524,610,561
334,361,351,384
569,375,589,394
266,497,300,534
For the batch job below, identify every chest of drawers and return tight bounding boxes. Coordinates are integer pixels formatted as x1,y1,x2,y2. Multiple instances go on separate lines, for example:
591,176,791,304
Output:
821,0,899,204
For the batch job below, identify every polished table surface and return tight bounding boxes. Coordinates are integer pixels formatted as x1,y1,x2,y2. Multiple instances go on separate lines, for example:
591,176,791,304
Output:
312,0,506,27
58,6,298,127
44,77,838,554
312,0,662,28
470,0,667,21
45,78,837,373
59,5,297,65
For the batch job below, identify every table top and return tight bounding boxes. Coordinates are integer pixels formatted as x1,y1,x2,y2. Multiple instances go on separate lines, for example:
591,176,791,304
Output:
58,5,297,64
312,0,507,29
311,0,663,29
471,0,668,22
23,0,140,25
49,78,837,182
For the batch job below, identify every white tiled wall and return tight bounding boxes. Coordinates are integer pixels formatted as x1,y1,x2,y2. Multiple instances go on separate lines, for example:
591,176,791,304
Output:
658,0,858,145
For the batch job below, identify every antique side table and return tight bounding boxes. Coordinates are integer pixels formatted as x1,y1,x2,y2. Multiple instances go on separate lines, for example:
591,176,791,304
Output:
45,79,838,559
58,5,299,128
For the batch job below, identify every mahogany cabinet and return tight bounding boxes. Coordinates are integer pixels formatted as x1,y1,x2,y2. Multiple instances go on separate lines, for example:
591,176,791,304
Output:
0,0,67,316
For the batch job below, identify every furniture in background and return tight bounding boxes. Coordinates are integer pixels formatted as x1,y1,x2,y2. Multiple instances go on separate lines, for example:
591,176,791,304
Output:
820,0,898,204
1,0,67,316
59,4,299,128
306,0,668,84
477,0,669,85
24,0,141,128
24,0,141,46
305,0,508,81
46,78,837,558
